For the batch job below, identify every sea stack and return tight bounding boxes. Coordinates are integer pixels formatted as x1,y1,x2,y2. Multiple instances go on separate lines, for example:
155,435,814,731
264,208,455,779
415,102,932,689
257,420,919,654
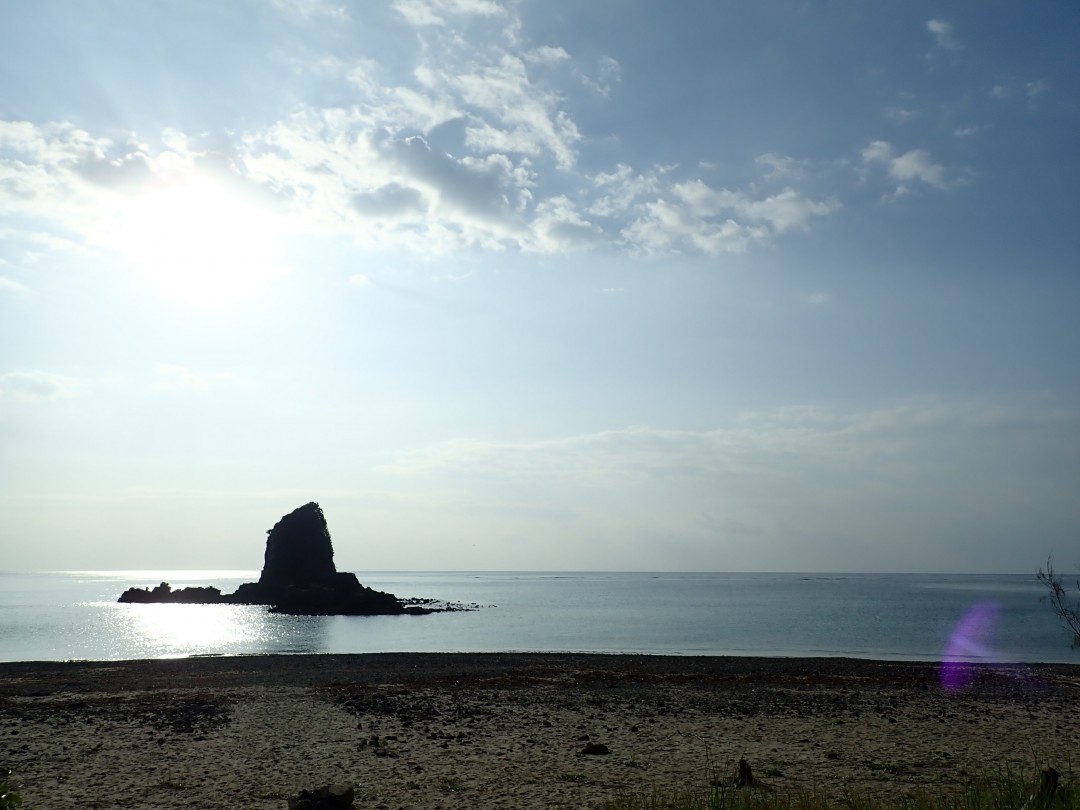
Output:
262,502,338,592
231,502,402,615
119,502,434,615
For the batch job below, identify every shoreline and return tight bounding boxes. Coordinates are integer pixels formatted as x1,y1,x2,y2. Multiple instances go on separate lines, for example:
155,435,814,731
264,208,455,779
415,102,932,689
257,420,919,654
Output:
3,653,1079,809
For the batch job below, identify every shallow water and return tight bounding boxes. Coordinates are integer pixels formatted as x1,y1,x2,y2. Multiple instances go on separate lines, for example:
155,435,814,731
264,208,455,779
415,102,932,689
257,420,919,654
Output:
0,570,1075,663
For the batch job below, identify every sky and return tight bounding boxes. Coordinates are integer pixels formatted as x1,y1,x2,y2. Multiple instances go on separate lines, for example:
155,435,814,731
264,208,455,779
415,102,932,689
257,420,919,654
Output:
1,0,1078,573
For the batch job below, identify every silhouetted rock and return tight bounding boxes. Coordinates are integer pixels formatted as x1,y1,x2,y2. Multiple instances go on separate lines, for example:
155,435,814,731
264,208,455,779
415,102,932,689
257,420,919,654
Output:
118,582,223,604
117,502,461,616
261,502,337,594
229,502,411,615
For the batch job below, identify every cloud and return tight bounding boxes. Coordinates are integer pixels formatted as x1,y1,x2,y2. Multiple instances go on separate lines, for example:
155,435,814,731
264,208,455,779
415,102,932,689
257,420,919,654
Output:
620,179,838,255
0,371,74,401
0,275,27,293
378,397,1080,570
271,0,347,20
926,18,958,50
385,398,1080,498
885,107,919,124
153,364,208,393
524,46,570,66
991,79,1049,103
348,273,373,287
862,139,949,192
0,119,290,255
530,195,605,252
392,0,506,28
444,54,583,170
2,1,855,262
351,183,427,219
589,164,671,217
754,153,806,182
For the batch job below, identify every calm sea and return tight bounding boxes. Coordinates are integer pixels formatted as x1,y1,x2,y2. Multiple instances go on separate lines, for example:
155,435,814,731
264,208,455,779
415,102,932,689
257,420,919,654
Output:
0,571,1075,664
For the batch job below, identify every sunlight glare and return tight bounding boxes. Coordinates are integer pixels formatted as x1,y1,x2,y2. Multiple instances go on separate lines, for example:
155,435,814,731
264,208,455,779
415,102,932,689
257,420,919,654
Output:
104,173,289,307
120,603,266,657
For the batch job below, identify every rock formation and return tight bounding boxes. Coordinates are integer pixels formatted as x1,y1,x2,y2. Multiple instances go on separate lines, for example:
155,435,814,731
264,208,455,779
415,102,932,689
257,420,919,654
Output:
118,502,449,615
117,582,223,604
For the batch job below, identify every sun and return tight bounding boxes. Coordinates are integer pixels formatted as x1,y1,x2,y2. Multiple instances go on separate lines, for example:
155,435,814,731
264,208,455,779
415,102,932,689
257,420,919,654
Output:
103,173,289,307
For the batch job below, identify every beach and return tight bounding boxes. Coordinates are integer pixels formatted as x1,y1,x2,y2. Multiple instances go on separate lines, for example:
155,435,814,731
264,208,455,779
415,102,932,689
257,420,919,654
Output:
2,654,1078,809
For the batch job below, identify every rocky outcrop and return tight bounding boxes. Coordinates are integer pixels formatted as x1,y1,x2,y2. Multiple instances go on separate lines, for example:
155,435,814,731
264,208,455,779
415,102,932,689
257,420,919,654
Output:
228,503,400,614
118,502,452,616
118,582,223,604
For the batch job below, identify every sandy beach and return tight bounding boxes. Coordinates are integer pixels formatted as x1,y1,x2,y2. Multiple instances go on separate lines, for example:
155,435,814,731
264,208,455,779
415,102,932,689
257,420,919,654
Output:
2,654,1078,809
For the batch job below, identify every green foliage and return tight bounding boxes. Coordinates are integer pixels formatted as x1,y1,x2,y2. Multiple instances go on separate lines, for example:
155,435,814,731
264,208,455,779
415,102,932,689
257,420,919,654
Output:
0,771,24,810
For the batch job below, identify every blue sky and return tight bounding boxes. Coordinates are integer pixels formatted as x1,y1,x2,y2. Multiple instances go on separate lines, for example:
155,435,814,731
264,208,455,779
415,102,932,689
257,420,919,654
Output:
1,0,1078,572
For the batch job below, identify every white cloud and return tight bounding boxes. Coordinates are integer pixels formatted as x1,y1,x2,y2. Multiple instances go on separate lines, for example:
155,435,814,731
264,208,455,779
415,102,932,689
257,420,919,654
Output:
0,0,852,262
447,54,582,170
351,183,427,219
4,102,838,261
862,139,948,190
620,178,837,255
153,364,208,393
0,275,27,293
524,46,570,66
991,79,1048,103
0,371,74,401
622,198,766,256
885,107,919,123
271,0,347,20
599,56,621,85
529,195,605,252
754,153,805,182
379,400,1080,570
589,163,671,216
1026,79,1049,99
392,0,506,27
384,400,1080,497
348,273,373,287
926,18,958,50
888,149,945,187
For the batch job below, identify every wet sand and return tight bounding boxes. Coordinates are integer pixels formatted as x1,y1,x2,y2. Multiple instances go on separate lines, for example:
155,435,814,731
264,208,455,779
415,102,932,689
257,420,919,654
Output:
2,654,1078,809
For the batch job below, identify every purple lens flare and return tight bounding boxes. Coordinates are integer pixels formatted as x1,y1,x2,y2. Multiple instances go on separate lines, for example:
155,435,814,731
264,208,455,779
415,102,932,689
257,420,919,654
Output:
940,599,1000,691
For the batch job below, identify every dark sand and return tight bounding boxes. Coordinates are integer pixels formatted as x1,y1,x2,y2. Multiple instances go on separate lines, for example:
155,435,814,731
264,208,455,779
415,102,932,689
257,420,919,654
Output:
2,654,1078,808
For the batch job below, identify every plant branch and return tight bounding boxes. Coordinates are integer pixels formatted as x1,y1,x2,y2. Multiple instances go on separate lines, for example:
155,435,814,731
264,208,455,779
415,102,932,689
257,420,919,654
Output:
1037,556,1080,648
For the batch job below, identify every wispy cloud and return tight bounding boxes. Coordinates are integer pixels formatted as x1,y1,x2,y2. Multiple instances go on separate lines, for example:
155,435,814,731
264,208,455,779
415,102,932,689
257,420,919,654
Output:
0,5,873,261
0,274,27,294
270,0,347,20
862,139,953,194
620,180,838,255
153,364,209,393
0,370,75,401
392,0,506,28
926,18,959,51
379,398,1079,570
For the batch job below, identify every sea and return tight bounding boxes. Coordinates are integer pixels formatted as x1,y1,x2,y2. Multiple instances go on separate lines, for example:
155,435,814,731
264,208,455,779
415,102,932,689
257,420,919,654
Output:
0,571,1076,665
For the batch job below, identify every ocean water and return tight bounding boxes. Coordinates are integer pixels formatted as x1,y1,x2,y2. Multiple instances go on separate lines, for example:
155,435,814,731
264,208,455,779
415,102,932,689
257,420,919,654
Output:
0,570,1076,664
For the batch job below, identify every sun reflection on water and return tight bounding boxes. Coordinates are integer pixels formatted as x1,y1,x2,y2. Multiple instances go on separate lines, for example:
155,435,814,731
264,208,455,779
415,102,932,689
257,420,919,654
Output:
108,603,285,658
